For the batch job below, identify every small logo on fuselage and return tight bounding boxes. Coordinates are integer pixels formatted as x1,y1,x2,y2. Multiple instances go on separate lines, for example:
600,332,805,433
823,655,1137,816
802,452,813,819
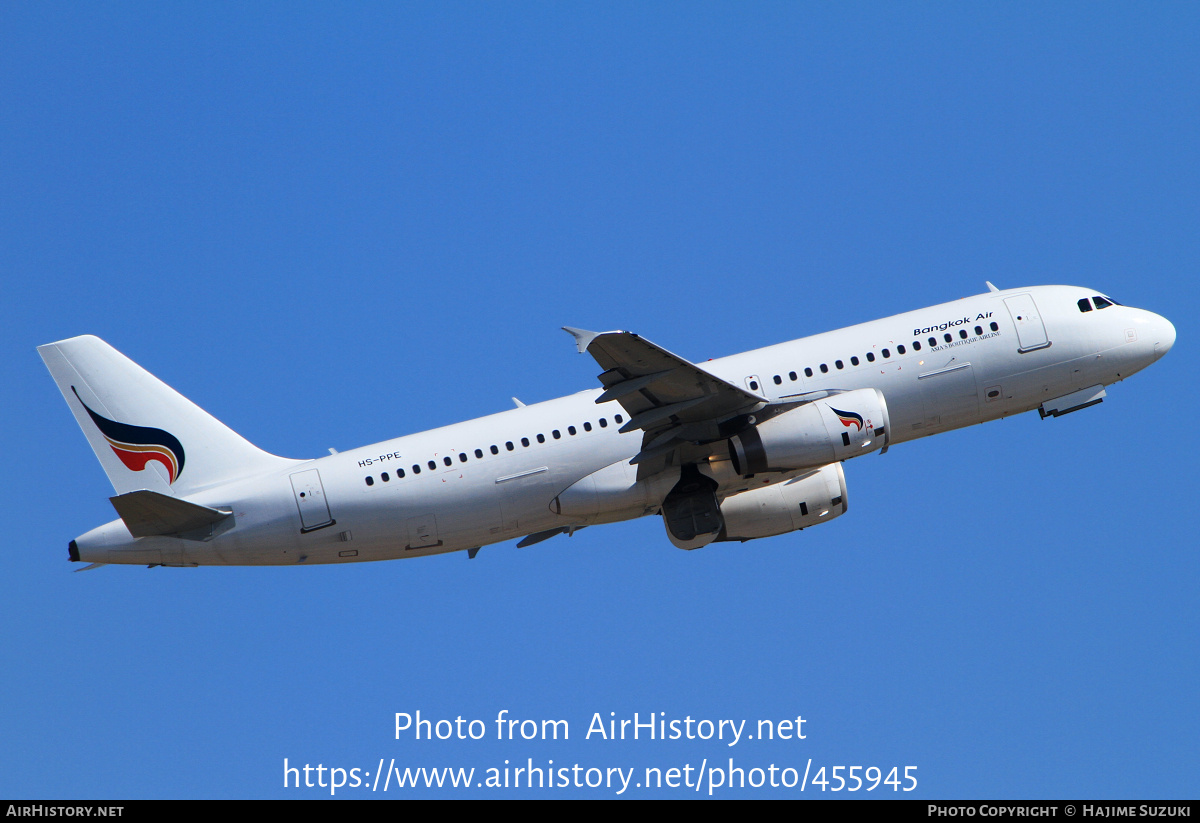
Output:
829,407,864,431
71,386,185,483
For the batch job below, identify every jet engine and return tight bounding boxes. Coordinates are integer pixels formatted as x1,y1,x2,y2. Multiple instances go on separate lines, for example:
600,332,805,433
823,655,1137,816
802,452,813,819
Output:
662,462,848,549
716,463,847,542
727,388,890,476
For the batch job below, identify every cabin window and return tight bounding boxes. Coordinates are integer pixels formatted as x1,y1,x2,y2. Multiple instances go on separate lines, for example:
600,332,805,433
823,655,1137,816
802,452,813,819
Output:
866,352,875,362
897,345,906,355
929,337,937,347
397,468,405,478
598,418,607,428
773,375,782,384
882,349,891,358
459,453,467,462
429,460,437,470
789,371,797,381
975,326,983,335
568,426,577,435
820,364,829,373
412,465,421,474
490,445,498,455
537,433,546,442
381,472,389,482
804,367,814,377
850,356,859,366
614,415,624,424
990,322,999,331
944,333,952,343
505,441,514,451
959,329,968,339
365,476,374,486
583,422,592,431
552,430,561,440
521,437,530,447
912,341,921,351
441,456,450,466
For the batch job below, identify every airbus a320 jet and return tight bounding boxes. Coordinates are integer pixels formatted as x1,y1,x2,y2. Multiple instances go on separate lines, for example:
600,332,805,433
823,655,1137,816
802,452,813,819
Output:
40,283,1174,569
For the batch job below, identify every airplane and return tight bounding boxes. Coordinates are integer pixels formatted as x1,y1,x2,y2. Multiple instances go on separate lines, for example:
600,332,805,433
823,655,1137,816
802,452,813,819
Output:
40,283,1174,569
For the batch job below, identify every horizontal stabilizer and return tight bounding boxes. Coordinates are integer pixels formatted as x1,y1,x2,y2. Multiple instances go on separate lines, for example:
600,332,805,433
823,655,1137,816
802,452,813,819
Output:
110,490,232,538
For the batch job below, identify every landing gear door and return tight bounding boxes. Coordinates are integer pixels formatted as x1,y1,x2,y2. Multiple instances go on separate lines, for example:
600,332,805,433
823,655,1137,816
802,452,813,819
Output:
1004,294,1051,353
291,469,335,532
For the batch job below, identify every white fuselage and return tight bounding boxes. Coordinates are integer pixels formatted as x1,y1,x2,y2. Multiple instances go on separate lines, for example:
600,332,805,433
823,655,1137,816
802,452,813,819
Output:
72,285,1174,566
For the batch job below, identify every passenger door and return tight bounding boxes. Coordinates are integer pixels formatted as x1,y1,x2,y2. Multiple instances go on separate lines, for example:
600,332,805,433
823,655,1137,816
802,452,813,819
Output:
1004,294,1051,353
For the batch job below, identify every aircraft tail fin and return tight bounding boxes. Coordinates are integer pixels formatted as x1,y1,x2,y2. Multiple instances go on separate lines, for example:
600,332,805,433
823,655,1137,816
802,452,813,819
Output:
39,335,299,497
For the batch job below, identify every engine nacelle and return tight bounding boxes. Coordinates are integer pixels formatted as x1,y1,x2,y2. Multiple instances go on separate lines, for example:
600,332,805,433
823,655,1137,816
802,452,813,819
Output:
717,463,848,542
727,388,890,476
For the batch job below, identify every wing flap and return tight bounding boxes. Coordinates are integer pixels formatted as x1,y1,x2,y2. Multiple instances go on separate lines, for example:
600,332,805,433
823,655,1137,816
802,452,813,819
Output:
595,370,676,403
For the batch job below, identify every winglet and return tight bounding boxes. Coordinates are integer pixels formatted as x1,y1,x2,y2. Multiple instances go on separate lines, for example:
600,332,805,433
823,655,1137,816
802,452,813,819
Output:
986,281,1000,293
562,327,602,354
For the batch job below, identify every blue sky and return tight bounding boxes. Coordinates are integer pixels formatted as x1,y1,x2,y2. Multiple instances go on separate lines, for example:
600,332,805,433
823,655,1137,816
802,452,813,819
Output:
2,3,1196,798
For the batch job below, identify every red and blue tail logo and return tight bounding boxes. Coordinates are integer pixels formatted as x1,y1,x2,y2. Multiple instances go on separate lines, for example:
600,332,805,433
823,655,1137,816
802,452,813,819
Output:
829,406,864,431
72,386,185,484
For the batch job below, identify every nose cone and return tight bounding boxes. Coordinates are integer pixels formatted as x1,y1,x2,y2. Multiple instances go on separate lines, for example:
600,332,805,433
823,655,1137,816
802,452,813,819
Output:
1152,313,1176,359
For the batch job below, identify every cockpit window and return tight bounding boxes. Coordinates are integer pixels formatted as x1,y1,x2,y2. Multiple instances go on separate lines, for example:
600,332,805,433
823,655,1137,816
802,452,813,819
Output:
1078,298,1093,313
1093,296,1113,309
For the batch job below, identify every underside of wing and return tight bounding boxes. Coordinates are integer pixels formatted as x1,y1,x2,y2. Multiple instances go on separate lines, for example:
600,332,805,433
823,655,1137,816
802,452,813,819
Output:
564,328,767,478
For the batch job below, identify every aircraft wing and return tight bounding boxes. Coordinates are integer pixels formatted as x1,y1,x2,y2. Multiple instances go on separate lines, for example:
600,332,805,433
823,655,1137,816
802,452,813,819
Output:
564,328,767,477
